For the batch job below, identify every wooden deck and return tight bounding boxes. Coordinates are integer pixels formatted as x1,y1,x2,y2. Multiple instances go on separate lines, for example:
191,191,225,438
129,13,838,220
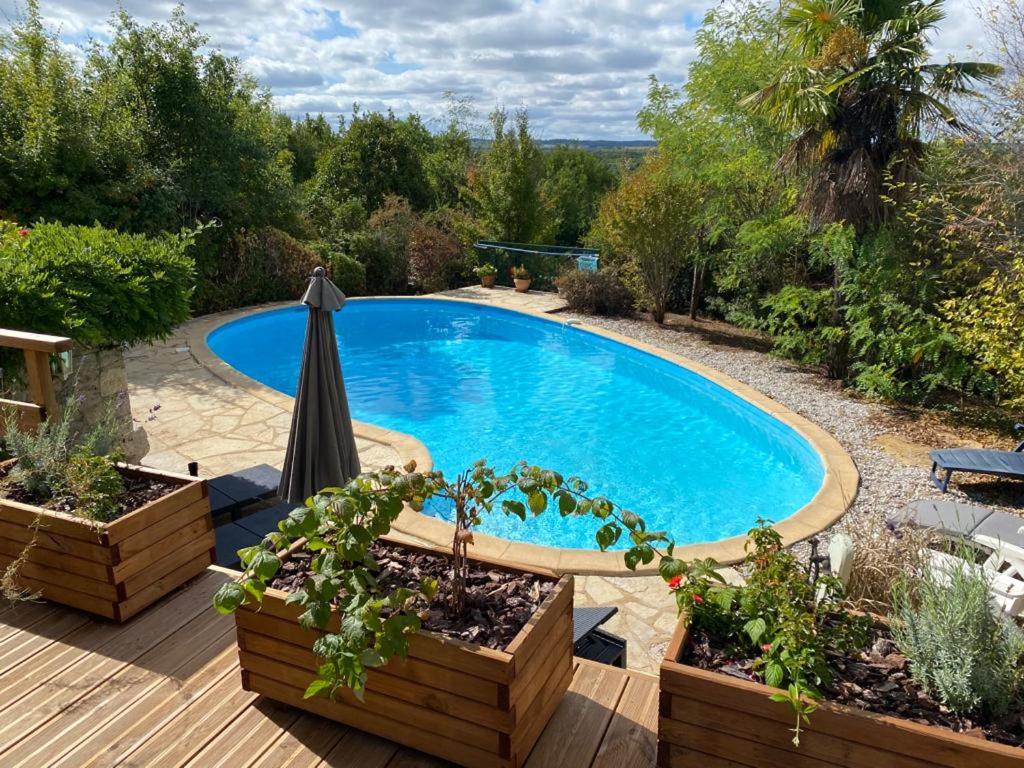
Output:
0,569,658,767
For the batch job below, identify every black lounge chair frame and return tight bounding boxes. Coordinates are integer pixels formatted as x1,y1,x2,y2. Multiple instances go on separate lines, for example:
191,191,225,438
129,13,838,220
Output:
930,424,1024,492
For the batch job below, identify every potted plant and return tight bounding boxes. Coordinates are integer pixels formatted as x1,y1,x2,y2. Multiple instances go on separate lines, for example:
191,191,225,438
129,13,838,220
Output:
511,265,531,293
474,262,498,288
214,459,668,768
657,523,1024,767
0,404,213,622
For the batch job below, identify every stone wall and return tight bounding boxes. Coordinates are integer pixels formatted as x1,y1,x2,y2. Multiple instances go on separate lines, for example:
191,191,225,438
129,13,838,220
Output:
4,345,148,462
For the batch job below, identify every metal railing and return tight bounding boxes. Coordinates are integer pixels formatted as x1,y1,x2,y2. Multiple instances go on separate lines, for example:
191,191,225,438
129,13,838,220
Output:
473,241,599,291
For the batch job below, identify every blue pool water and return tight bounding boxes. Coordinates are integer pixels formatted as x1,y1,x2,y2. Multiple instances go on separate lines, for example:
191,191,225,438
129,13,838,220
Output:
207,299,824,549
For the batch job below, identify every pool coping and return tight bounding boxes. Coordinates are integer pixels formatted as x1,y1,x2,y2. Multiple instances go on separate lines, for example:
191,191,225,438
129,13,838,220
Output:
186,296,859,576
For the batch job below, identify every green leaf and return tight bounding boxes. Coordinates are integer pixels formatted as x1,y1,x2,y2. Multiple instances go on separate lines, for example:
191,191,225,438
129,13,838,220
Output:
744,617,767,645
764,660,785,689
420,577,438,602
250,550,281,581
303,678,332,699
212,582,246,615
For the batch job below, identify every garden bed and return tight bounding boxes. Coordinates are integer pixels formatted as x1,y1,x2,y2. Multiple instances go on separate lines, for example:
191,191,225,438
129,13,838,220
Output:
233,535,574,768
0,461,214,621
658,618,1024,768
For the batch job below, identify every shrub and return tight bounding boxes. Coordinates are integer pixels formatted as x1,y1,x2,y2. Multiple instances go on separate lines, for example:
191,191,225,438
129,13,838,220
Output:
0,220,195,346
193,226,319,313
557,269,634,316
759,285,838,367
214,460,672,698
350,196,416,294
943,256,1024,408
1,396,120,503
64,450,124,523
305,242,366,297
669,521,870,744
329,252,367,297
407,220,462,293
891,545,1024,718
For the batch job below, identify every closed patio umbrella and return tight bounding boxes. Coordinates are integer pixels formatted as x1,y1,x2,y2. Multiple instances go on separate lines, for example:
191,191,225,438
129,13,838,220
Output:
278,266,361,503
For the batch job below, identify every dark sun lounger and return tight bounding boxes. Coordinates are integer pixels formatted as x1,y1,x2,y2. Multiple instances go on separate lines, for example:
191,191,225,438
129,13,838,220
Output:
930,425,1024,492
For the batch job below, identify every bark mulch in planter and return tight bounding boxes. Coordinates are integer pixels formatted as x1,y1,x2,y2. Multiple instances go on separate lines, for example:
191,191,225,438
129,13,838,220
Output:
659,620,1024,768
0,462,214,622
235,536,574,768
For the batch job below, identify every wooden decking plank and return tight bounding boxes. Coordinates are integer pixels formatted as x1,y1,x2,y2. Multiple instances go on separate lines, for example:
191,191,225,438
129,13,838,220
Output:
110,665,257,766
183,695,304,768
1,611,234,767
0,599,57,634
247,713,350,768
314,729,400,768
590,673,659,768
0,606,152,710
524,659,629,768
0,570,220,755
0,608,91,677
386,748,453,767
57,645,239,768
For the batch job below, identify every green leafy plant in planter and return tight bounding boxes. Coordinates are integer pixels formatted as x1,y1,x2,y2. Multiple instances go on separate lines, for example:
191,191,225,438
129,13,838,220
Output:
1,398,123,600
213,459,676,699
473,263,497,277
665,520,870,746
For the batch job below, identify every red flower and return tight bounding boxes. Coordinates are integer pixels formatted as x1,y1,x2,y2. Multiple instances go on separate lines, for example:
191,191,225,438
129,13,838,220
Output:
692,593,704,604
17,228,28,237
761,643,772,652
667,575,683,590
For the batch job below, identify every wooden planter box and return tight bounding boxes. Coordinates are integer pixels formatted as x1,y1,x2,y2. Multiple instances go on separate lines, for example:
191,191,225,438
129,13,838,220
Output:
658,618,1024,768
233,536,574,768
0,462,214,622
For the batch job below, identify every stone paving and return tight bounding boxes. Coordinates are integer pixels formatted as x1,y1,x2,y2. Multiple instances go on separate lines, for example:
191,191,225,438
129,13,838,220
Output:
126,288,708,674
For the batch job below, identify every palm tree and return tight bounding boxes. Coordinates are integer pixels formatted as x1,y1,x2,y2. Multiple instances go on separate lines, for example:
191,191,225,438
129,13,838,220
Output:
747,0,1000,234
745,0,998,378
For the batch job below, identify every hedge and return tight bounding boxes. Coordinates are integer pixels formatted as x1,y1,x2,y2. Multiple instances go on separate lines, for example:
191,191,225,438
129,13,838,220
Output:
0,220,195,346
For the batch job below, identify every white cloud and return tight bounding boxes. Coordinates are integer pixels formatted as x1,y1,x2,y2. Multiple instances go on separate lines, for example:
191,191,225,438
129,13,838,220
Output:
0,0,991,139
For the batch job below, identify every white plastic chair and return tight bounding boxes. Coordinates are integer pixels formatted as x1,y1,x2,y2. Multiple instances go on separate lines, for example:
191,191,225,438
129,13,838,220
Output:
924,546,1024,617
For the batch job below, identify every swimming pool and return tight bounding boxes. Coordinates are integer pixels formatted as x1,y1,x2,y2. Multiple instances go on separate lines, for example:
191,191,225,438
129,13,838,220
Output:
207,299,825,550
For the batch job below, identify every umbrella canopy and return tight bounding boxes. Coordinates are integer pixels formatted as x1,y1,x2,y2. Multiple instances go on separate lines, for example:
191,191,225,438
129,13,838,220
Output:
278,266,361,503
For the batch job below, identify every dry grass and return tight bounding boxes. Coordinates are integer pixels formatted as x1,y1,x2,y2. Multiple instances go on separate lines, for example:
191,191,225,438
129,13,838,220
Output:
839,513,933,613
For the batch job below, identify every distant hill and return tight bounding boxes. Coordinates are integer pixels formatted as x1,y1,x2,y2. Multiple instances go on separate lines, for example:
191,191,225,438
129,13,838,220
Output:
536,139,657,149
470,138,655,150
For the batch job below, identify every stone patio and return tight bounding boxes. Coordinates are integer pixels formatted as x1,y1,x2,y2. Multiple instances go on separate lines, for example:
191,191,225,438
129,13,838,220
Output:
125,288,720,674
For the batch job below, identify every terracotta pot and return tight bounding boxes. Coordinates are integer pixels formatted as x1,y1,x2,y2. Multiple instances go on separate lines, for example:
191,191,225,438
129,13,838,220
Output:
0,460,213,622
480,274,496,288
233,535,574,768
513,278,532,293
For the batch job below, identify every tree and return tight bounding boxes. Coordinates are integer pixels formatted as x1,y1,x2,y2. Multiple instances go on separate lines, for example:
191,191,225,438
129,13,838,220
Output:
747,0,998,233
308,109,432,222
287,113,335,184
638,1,794,319
539,145,616,246
745,0,998,377
589,157,699,323
469,108,546,242
0,0,96,222
425,92,477,209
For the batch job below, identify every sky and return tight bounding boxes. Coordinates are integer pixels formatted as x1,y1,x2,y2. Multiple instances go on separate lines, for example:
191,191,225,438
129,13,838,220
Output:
0,1,992,140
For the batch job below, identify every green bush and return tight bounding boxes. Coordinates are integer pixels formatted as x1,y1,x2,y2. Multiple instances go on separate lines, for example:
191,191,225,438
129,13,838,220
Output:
557,269,634,316
330,252,367,297
891,546,1024,718
350,197,416,294
759,285,838,367
193,226,319,313
0,220,194,346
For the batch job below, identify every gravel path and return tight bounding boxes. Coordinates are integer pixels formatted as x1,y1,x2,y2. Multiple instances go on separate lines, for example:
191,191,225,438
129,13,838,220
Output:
561,312,1021,549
